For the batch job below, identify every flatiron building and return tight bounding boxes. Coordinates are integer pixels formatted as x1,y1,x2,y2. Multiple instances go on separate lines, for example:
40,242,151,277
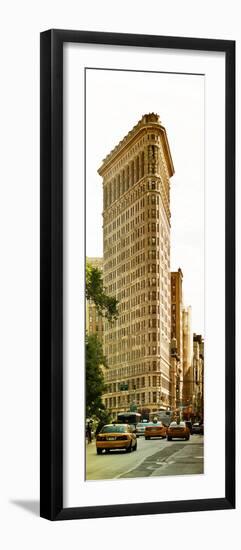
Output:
98,114,174,416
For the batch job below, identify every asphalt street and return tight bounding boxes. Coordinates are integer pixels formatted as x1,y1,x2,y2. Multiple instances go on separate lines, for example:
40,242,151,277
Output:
86,435,204,480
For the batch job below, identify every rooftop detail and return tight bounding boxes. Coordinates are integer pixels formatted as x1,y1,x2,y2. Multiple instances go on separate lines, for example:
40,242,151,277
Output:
98,113,174,177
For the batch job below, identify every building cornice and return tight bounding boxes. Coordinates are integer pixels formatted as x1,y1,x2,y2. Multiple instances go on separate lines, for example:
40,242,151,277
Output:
98,113,175,178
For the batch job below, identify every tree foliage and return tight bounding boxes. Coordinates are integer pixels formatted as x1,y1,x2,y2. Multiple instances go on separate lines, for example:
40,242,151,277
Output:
86,333,107,418
85,262,118,421
86,262,118,321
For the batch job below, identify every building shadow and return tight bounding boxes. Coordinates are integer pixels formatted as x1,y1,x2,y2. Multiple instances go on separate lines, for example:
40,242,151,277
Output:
10,500,40,516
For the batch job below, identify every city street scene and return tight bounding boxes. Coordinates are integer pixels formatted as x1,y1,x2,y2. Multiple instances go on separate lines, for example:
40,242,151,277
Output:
86,435,204,481
85,70,204,481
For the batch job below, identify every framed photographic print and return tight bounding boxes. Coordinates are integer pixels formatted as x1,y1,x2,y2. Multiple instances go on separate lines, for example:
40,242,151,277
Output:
40,29,235,520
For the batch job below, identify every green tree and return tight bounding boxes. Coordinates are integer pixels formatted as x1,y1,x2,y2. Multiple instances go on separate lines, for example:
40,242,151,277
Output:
86,262,118,321
85,333,107,418
85,262,118,421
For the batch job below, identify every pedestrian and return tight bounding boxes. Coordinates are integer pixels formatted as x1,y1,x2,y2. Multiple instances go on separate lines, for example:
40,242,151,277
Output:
95,421,103,437
87,421,92,444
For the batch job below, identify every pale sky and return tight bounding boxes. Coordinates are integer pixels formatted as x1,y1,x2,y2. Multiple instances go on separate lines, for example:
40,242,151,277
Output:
85,68,204,336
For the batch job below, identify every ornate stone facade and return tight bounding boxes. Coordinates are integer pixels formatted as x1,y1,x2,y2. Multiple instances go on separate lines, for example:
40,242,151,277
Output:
98,114,174,416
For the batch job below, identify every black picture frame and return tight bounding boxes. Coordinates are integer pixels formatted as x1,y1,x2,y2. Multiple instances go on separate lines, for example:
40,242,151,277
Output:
40,29,235,521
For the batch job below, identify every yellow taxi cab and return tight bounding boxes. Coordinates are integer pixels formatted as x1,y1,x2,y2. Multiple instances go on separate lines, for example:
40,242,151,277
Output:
144,421,167,440
166,421,190,441
96,423,137,454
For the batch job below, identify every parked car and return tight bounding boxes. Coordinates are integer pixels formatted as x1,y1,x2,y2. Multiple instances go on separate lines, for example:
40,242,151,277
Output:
96,424,137,454
192,422,204,435
166,421,190,441
144,421,167,440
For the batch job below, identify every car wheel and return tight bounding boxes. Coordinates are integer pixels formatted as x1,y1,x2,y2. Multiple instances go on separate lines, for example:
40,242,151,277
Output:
167,436,172,441
97,448,102,455
133,441,137,451
145,436,150,440
186,436,190,441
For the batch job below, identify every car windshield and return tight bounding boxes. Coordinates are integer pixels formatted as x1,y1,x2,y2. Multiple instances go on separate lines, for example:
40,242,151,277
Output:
100,425,128,433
